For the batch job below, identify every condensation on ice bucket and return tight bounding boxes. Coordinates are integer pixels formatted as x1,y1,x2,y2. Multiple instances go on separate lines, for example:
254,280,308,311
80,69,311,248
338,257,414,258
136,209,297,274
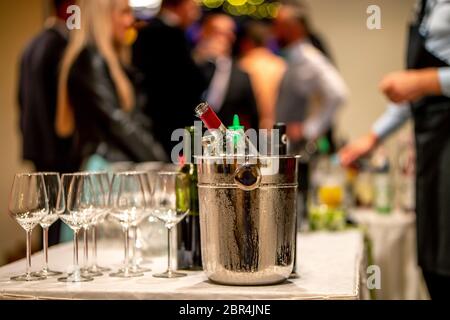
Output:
196,156,300,286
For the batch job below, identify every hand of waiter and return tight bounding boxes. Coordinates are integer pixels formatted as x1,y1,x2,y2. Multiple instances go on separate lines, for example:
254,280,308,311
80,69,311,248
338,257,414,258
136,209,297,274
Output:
339,68,442,167
380,68,442,103
339,132,379,167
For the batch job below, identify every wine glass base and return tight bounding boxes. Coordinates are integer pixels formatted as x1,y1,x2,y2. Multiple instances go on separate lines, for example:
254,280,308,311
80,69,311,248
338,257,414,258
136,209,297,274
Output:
11,274,46,282
130,266,152,273
32,269,63,277
110,270,144,278
81,269,103,278
57,274,94,283
153,271,187,279
90,265,111,272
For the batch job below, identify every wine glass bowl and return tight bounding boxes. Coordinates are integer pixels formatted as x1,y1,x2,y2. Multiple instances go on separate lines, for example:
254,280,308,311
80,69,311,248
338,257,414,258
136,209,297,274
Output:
152,208,189,230
39,173,62,228
9,177,48,232
58,174,98,232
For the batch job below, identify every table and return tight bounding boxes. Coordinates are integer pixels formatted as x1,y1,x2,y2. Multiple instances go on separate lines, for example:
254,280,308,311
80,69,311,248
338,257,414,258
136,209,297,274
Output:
351,208,429,300
0,230,365,300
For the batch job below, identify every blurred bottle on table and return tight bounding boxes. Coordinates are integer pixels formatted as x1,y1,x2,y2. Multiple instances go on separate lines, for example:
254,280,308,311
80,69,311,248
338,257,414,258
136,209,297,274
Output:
309,138,346,231
396,137,416,213
353,158,375,208
372,147,393,214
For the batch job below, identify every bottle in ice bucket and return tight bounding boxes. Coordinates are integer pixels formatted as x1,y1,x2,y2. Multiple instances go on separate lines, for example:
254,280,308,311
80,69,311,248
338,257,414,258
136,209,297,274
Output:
195,102,258,156
177,126,203,270
273,123,288,156
228,114,246,154
195,102,262,191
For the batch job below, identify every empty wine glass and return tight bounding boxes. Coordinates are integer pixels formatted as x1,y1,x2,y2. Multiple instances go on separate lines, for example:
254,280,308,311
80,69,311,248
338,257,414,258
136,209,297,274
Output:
128,172,154,274
153,172,190,278
33,172,63,277
136,169,162,265
57,173,98,283
80,172,109,278
8,173,49,281
109,172,148,278
79,172,109,277
87,172,111,274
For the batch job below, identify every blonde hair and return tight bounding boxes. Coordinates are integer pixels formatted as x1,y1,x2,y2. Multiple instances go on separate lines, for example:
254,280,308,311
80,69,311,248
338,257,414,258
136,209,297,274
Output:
56,0,134,137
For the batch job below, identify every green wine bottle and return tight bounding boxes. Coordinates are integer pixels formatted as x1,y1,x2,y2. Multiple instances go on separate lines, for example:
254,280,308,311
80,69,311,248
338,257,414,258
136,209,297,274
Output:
177,126,203,270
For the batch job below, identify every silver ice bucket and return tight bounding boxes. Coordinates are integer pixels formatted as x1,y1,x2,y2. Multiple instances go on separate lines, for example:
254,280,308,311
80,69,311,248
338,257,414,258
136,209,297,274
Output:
196,156,299,286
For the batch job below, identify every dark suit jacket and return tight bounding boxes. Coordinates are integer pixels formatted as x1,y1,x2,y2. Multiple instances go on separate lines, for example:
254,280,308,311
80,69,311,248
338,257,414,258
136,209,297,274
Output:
201,62,259,131
133,17,207,156
18,26,76,172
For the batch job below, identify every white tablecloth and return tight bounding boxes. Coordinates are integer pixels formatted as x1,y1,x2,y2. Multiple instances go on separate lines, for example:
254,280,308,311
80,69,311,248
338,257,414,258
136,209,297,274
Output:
0,230,365,300
351,209,429,300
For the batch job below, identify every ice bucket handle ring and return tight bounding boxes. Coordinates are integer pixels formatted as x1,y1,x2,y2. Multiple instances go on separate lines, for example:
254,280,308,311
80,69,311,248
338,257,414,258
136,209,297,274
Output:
233,160,262,191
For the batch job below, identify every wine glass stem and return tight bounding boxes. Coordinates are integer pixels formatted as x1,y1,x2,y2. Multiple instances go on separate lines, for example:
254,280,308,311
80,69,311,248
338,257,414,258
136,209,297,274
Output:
73,230,80,279
92,225,98,267
43,227,49,271
131,225,137,267
168,227,173,274
26,230,32,277
84,227,89,268
124,227,130,275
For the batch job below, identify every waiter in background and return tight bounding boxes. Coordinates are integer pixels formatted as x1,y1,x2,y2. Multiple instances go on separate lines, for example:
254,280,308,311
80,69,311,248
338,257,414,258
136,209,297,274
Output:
340,0,450,299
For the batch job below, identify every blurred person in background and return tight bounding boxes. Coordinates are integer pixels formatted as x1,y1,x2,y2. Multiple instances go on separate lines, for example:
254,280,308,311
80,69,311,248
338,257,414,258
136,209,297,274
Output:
132,0,207,155
239,20,287,130
56,0,167,171
273,1,348,227
18,0,75,247
339,0,450,299
194,13,259,130
294,1,334,65
56,0,168,242
274,1,348,151
18,0,76,174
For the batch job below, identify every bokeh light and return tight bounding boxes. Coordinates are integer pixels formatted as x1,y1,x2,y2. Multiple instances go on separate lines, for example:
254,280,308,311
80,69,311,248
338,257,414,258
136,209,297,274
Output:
248,0,264,6
227,0,248,7
203,0,225,8
202,0,280,18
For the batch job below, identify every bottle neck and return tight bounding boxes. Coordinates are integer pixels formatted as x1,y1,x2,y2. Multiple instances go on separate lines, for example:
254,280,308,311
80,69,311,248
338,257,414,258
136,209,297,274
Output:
196,103,225,132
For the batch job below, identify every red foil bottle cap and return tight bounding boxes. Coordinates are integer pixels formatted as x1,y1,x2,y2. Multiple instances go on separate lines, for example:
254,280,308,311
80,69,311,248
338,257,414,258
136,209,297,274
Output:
195,103,223,130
